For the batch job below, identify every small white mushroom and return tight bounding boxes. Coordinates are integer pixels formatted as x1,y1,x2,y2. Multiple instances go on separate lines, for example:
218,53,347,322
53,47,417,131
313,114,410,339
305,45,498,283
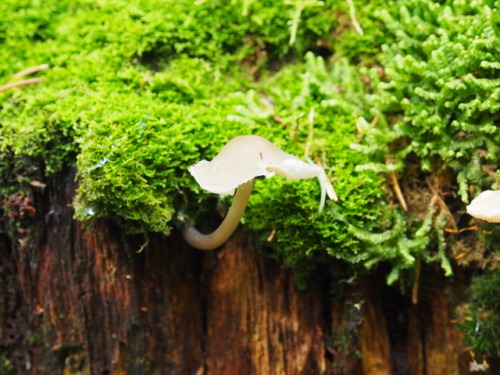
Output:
466,190,500,223
182,135,334,250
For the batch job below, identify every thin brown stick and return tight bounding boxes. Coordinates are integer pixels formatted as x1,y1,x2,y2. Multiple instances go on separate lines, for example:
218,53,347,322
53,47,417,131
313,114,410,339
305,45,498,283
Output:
266,229,276,242
8,64,49,81
136,236,150,253
390,170,408,212
454,247,477,260
445,226,478,234
0,78,45,92
425,178,457,230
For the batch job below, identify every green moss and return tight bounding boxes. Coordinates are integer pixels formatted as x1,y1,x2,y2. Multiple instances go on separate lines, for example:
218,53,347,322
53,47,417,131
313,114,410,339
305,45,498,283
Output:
0,1,336,225
0,0,339,179
459,269,500,357
371,0,500,201
239,56,387,270
0,352,13,375
2,0,497,285
326,0,395,64
335,0,499,281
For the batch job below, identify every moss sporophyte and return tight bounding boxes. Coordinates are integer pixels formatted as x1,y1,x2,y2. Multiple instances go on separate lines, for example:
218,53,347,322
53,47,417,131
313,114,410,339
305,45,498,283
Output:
181,135,337,250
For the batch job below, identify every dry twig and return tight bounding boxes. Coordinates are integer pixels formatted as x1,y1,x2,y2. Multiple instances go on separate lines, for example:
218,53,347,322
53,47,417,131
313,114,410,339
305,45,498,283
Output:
1,64,49,92
0,78,45,92
389,170,408,212
8,64,49,81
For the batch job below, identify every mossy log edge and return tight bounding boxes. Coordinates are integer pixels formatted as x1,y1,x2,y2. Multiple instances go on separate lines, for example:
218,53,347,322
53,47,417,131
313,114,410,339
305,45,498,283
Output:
0,170,480,374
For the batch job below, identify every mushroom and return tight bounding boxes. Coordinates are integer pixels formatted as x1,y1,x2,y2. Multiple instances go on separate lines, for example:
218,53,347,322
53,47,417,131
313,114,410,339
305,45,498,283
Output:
182,135,336,250
466,190,500,223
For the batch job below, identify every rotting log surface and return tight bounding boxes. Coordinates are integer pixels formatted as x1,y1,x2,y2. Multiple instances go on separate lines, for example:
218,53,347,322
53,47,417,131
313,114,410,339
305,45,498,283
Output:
0,171,477,374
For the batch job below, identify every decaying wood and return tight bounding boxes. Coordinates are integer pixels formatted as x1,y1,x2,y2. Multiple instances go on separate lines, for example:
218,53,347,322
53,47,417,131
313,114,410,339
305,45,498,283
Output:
204,238,326,375
0,170,475,374
1,172,204,374
359,280,392,375
405,270,468,375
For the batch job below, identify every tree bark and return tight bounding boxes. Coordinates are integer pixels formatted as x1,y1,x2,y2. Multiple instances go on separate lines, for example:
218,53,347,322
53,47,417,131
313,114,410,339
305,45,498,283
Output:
359,280,392,375
204,237,326,375
0,171,474,374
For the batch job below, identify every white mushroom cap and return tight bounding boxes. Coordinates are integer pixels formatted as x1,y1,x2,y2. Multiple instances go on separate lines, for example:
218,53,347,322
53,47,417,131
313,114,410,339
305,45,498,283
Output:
466,190,500,223
189,135,322,195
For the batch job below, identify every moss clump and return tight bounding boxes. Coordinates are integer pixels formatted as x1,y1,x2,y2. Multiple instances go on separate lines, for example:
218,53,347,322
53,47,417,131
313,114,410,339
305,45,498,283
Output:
0,0,338,180
0,0,338,231
372,0,500,202
344,0,499,280
235,55,388,270
1,0,498,285
459,269,500,357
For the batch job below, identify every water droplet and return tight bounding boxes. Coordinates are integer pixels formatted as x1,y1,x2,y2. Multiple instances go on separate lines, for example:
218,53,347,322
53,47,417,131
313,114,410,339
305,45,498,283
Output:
97,157,108,167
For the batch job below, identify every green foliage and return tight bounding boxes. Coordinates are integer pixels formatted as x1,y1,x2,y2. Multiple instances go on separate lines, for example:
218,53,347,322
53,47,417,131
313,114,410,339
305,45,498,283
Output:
0,0,335,72
0,352,13,375
327,0,394,64
0,0,337,172
77,53,388,277
373,0,500,201
2,0,497,286
340,0,499,282
236,54,448,281
0,0,338,227
459,269,500,357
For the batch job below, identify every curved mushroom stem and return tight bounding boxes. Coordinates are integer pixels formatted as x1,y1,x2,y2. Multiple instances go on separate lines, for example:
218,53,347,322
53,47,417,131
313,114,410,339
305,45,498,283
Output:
182,179,254,250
